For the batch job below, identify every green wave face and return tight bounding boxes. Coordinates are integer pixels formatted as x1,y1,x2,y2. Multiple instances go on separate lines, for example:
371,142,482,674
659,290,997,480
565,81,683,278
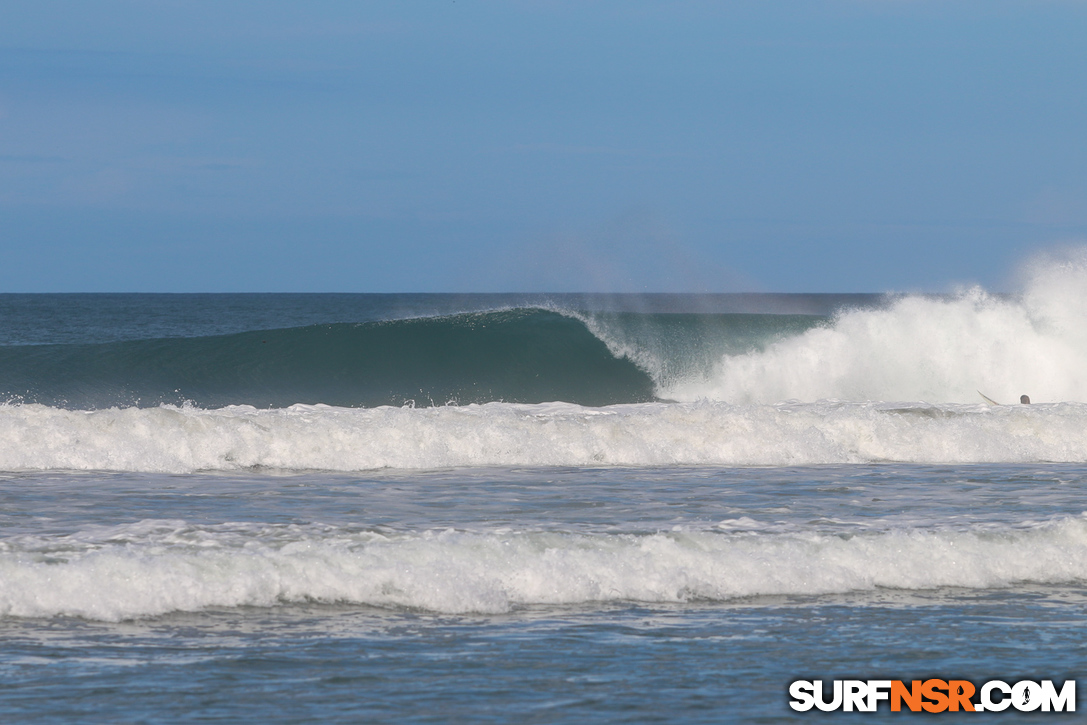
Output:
0,308,829,409
0,309,658,409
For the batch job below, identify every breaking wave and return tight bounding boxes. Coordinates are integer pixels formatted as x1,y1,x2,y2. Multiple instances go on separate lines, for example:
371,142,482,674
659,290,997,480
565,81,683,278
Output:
2,516,1085,620
2,399,1086,472
0,309,657,409
666,249,1087,404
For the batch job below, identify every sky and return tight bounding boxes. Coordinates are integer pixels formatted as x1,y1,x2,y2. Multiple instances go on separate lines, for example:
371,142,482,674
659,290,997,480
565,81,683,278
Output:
1,1,1086,293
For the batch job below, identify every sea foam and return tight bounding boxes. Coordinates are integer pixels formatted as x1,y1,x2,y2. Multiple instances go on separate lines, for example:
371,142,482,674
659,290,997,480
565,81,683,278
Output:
662,249,1087,404
2,517,1085,620
1,399,1086,472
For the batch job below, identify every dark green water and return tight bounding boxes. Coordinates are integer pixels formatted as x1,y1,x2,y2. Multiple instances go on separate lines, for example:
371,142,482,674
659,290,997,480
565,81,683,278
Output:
0,299,840,408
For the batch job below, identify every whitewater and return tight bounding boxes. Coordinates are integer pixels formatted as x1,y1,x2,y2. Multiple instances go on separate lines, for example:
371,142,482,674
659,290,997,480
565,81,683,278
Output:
4,515,1086,621
631,252,1087,406
3,399,1086,472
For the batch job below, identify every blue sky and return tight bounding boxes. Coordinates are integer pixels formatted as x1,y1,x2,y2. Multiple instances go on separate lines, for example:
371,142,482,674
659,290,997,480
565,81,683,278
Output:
2,1,1085,292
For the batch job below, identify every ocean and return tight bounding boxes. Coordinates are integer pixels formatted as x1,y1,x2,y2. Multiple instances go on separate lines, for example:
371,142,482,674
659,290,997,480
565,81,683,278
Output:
1,274,1085,721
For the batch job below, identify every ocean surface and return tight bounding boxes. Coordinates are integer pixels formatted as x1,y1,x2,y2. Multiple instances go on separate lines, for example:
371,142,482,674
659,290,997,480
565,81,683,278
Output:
2,270,1086,721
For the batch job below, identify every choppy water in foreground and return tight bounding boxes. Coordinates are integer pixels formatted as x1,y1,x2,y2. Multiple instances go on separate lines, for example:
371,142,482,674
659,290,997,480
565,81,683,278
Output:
2,465,1085,722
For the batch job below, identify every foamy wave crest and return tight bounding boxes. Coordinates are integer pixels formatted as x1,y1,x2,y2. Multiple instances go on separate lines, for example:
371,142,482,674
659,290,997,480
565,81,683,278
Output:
667,249,1087,404
3,518,1086,620
3,400,1087,472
